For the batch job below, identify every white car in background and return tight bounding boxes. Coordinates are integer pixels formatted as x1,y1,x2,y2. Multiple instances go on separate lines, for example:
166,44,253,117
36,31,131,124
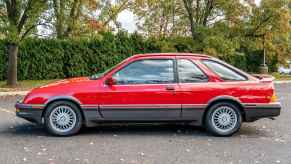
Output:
278,66,291,74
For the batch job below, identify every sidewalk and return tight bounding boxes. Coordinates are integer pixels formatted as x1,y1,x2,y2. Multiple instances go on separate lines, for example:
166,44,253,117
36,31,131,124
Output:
274,80,291,84
0,91,28,96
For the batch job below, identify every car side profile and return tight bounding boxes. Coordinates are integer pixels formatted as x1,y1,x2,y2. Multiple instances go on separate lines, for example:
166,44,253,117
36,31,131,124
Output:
15,53,281,136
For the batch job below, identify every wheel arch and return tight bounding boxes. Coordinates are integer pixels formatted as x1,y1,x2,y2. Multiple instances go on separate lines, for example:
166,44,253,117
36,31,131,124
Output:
202,96,246,124
41,96,86,123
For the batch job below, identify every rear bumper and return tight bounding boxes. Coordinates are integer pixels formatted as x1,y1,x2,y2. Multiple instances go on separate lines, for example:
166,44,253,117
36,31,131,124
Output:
244,102,281,122
15,103,44,124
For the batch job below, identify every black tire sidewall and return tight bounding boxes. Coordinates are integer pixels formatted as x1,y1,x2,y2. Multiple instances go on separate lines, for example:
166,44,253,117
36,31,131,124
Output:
205,102,242,136
44,101,82,136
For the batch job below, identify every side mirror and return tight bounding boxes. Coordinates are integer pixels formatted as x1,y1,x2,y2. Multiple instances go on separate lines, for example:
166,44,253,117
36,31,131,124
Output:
105,77,117,85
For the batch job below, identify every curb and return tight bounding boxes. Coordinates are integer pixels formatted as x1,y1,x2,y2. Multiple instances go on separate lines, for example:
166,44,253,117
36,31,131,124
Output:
274,81,291,84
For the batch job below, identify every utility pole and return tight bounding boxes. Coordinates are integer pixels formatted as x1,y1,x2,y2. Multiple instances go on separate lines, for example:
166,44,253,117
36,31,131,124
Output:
263,34,266,66
260,33,268,73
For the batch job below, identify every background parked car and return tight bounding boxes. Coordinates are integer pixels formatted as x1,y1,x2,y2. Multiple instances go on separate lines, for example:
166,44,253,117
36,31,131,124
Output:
278,66,291,75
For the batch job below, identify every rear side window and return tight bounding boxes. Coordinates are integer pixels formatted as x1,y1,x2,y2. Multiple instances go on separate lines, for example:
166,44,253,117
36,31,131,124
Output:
202,60,247,81
178,59,208,83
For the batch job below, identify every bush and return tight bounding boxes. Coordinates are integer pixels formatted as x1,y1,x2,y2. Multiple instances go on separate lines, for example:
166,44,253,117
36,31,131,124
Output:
0,40,7,80
19,39,65,80
221,52,247,71
0,32,276,80
245,50,263,73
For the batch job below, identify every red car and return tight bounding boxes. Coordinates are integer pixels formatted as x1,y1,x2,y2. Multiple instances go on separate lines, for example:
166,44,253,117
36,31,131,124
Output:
15,53,281,136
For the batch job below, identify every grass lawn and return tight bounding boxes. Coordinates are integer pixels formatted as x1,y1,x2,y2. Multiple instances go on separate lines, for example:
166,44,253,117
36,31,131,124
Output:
0,79,58,92
271,73,291,81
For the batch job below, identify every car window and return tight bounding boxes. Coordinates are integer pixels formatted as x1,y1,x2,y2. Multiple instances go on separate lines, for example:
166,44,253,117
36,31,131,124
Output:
202,60,247,81
112,59,175,84
178,59,208,83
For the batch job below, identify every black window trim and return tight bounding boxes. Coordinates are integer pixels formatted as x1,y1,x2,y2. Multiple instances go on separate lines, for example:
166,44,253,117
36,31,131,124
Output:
201,59,248,81
111,58,177,85
177,59,209,83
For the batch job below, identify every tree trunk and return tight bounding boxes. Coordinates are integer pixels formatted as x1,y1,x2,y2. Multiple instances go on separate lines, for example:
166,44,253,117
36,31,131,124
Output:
189,16,196,40
7,43,18,87
182,0,197,40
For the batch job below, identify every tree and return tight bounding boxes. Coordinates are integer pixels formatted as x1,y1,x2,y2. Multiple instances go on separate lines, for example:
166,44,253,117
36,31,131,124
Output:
49,0,94,38
242,0,290,64
132,0,245,39
132,0,189,37
181,0,245,40
49,0,130,38
98,0,131,31
0,0,47,86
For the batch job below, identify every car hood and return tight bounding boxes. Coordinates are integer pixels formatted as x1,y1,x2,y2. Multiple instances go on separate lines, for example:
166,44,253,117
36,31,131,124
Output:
39,77,90,88
23,77,100,104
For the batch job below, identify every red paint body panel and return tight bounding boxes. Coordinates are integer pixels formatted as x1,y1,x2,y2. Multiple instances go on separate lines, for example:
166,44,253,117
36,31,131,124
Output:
23,53,276,110
99,84,180,105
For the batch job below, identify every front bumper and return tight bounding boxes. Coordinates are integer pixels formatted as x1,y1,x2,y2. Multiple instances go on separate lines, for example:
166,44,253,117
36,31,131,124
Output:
15,103,45,124
244,102,281,122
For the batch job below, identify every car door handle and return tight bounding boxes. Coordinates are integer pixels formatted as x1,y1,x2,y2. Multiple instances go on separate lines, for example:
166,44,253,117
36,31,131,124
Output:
165,86,175,91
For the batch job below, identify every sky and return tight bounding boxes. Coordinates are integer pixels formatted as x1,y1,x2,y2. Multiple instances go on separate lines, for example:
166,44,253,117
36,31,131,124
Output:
116,9,138,33
116,0,262,33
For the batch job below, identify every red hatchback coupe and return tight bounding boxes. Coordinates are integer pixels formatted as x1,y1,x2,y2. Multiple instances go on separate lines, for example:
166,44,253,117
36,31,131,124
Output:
16,53,281,136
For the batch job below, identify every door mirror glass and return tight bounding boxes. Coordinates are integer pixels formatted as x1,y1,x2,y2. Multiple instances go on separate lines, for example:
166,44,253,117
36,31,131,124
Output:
105,77,117,85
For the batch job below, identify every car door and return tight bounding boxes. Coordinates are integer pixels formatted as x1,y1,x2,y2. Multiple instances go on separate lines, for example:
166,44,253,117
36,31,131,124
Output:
99,57,180,121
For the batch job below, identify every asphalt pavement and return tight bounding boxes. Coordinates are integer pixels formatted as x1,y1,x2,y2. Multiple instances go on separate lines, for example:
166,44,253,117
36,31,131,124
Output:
0,83,290,164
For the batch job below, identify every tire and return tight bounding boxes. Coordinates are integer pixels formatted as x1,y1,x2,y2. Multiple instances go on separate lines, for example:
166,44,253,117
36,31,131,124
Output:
44,101,82,136
205,102,242,136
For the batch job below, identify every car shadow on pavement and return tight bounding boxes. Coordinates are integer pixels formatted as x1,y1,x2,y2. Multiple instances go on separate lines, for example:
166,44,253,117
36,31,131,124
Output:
2,122,272,138
0,123,47,137
79,123,208,137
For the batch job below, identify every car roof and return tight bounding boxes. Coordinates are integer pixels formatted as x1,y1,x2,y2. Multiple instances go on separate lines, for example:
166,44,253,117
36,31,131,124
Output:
132,53,212,59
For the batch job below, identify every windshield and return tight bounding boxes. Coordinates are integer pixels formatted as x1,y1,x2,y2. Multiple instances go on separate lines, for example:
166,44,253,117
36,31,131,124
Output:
89,65,116,80
89,57,131,80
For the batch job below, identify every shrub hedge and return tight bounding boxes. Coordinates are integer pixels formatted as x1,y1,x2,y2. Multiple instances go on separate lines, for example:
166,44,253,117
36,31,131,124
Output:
0,32,275,80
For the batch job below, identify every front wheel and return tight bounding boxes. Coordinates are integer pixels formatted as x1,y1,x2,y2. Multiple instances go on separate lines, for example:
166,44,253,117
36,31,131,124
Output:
44,101,82,136
205,102,242,136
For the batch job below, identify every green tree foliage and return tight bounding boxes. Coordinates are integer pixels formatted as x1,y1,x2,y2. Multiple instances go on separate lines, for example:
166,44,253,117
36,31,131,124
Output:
48,0,131,38
0,32,273,80
0,0,47,43
243,0,290,65
131,0,290,68
132,0,187,37
0,0,47,86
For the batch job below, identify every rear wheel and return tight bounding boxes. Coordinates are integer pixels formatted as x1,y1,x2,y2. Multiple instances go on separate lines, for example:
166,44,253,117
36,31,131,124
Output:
205,102,242,136
44,101,82,136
